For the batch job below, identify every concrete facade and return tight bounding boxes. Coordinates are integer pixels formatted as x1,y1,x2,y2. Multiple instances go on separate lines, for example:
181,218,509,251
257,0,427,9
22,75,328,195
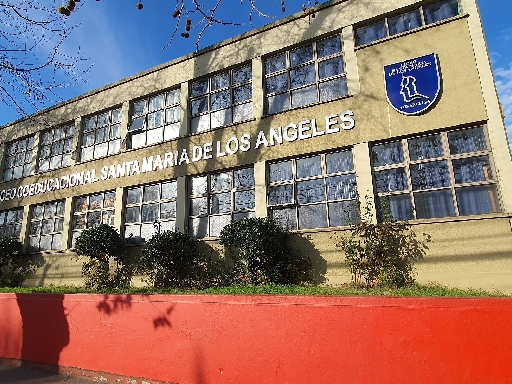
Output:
0,0,511,291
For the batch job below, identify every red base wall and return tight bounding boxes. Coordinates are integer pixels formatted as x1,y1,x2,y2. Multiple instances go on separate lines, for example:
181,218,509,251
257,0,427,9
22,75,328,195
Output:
1,293,511,383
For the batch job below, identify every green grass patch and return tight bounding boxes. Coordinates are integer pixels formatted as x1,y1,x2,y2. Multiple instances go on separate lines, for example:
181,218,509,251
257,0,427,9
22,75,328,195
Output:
0,283,508,297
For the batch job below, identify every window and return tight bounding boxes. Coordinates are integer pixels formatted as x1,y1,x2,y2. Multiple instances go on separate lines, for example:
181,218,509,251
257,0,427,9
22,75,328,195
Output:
268,150,359,231
190,64,253,134
82,108,121,161
0,208,23,239
355,0,460,46
3,135,35,181
129,89,180,149
371,126,500,221
38,123,75,172
72,191,116,246
29,200,65,252
189,167,255,238
124,180,177,244
264,35,347,115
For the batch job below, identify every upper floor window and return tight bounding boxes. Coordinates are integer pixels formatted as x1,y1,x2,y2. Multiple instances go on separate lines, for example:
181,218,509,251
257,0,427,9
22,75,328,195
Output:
189,167,255,238
264,35,347,115
3,135,35,181
38,123,75,172
190,64,253,134
129,89,181,149
371,126,499,221
72,191,116,246
28,200,65,252
124,180,177,244
82,108,121,161
355,0,460,46
268,150,359,231
0,208,23,240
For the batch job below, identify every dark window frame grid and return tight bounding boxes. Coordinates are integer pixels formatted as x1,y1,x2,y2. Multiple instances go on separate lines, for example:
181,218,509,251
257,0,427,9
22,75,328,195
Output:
128,88,181,149
188,167,255,238
267,149,359,231
354,0,461,47
371,126,500,221
3,135,35,181
263,34,347,115
189,63,253,134
0,208,24,239
81,107,122,161
28,200,66,252
38,123,75,173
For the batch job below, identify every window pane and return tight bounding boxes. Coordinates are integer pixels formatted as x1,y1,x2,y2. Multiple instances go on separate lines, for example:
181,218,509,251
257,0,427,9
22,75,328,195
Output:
266,73,288,94
296,156,322,178
191,80,209,97
317,36,342,58
97,113,109,126
211,109,232,129
112,108,122,123
89,194,102,210
84,117,96,131
290,64,316,88
211,90,231,111
290,45,313,67
269,161,292,182
133,100,146,116
267,93,290,114
233,65,252,84
127,188,141,205
160,201,176,219
320,77,348,102
377,195,414,221
408,134,444,160
319,57,344,79
141,204,159,222
410,161,451,190
146,127,164,145
209,215,231,237
233,103,253,123
326,151,353,173
297,180,325,204
291,85,317,108
148,111,163,129
452,156,493,184
129,117,145,132
329,201,360,226
269,185,293,205
375,168,409,193
235,190,255,210
388,9,422,35
149,95,164,112
161,181,177,199
423,0,459,24
211,172,231,191
326,174,358,200
372,142,404,166
191,176,208,195
265,53,286,74
189,217,208,238
166,106,180,123
271,207,296,231
125,207,140,223
190,115,210,134
191,97,208,116
448,127,487,154
125,225,142,244
298,204,327,229
414,190,455,219
212,72,230,90
234,168,255,188
87,211,101,227
456,185,499,216
164,124,180,141
233,84,252,103
355,21,387,46
166,89,180,105
143,184,159,202
190,197,208,216
210,193,231,214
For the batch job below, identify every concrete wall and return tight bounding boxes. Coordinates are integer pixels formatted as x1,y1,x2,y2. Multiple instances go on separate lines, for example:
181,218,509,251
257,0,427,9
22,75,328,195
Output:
1,293,512,383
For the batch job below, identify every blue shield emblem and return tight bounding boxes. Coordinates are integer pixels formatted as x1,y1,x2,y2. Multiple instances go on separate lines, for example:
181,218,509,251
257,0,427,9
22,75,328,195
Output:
384,53,440,115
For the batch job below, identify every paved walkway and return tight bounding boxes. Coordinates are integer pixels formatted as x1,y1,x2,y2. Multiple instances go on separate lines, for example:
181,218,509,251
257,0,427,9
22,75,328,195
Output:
0,364,93,384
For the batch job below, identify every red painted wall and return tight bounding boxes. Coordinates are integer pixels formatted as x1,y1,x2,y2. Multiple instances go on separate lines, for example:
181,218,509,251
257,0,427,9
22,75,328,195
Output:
1,293,511,383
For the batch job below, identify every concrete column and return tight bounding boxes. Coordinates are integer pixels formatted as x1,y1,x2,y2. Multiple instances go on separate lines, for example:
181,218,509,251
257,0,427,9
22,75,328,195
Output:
70,116,82,165
254,160,267,218
113,187,124,234
20,205,31,253
29,132,40,176
61,196,74,250
120,100,130,151
352,142,376,223
0,143,5,181
175,176,187,233
252,57,264,118
460,0,512,213
342,26,360,96
179,82,189,137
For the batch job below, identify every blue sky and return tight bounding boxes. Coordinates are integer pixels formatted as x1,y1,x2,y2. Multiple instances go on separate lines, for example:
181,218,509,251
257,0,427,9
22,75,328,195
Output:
1,0,511,144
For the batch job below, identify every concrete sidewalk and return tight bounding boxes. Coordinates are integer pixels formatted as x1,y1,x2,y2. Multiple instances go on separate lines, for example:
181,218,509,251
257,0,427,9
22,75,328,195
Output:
0,363,94,383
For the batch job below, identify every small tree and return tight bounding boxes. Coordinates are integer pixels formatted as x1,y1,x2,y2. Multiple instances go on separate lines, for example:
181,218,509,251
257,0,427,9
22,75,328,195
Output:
138,230,206,288
0,236,38,287
74,224,130,290
333,197,430,287
219,217,312,285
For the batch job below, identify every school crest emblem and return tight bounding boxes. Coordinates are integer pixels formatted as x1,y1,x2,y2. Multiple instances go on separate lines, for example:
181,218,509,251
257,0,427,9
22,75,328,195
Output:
384,53,440,115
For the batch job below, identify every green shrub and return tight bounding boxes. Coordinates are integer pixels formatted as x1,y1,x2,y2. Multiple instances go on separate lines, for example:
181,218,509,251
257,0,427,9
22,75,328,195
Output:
74,224,130,290
333,198,430,287
219,217,312,285
138,230,207,288
0,236,39,287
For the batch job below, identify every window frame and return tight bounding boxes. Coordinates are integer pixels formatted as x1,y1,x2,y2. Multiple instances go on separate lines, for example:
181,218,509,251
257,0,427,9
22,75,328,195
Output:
0,208,24,240
3,135,35,181
263,34,348,115
189,63,253,134
371,126,500,221
267,149,359,231
28,200,66,252
38,123,75,173
128,88,181,149
81,107,122,162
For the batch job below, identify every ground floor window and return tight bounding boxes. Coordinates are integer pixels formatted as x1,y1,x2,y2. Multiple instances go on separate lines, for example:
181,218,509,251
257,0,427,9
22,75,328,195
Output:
267,149,359,230
371,126,500,221
124,180,177,244
188,167,255,238
72,191,116,246
28,200,65,252
0,208,23,239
